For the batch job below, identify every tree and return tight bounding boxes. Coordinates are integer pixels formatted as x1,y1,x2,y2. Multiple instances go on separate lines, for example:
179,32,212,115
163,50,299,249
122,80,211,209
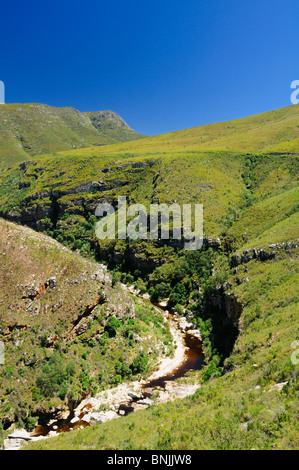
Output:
130,350,148,374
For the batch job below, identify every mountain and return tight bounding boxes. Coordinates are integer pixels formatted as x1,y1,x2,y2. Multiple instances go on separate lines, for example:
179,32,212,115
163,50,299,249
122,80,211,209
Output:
0,105,298,242
0,103,146,170
0,104,298,450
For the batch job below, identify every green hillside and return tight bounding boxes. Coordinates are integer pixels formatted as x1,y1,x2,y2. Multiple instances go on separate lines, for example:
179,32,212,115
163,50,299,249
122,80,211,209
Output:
0,103,145,170
0,104,298,450
54,103,299,156
0,218,171,434
26,241,299,449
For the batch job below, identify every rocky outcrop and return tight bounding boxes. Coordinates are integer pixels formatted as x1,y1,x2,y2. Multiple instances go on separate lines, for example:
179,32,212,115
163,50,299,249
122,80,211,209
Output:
203,237,221,249
208,283,243,329
173,316,202,341
86,110,135,131
20,200,53,226
224,292,243,327
230,239,299,267
20,277,56,300
205,282,242,359
3,429,48,450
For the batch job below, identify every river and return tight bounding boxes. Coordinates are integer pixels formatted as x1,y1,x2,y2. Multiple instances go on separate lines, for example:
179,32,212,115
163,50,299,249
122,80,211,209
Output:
4,302,204,449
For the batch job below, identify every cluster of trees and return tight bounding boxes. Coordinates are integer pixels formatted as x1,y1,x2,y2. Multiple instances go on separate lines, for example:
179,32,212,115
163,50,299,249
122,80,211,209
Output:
35,313,152,402
146,248,216,313
36,353,76,400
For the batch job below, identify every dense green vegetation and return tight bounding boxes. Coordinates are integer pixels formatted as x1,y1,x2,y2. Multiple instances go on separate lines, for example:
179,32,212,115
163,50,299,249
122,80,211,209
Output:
0,103,298,449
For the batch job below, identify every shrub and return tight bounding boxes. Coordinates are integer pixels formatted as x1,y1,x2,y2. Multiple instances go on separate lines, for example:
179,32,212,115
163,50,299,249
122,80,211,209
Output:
36,353,72,398
105,316,121,337
130,350,149,375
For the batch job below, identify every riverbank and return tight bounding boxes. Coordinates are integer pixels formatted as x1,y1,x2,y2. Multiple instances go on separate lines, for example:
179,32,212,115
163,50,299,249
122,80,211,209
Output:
3,301,203,450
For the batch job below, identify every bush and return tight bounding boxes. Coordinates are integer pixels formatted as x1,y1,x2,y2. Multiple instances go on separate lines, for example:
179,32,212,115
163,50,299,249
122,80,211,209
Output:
115,358,132,378
130,350,149,375
112,270,122,287
111,374,122,385
169,283,187,306
25,414,39,431
150,283,170,302
36,353,73,399
79,368,91,391
174,304,184,316
105,316,121,337
202,355,222,383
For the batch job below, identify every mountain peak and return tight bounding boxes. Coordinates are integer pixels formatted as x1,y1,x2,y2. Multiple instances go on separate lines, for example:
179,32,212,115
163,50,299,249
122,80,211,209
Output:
85,110,134,131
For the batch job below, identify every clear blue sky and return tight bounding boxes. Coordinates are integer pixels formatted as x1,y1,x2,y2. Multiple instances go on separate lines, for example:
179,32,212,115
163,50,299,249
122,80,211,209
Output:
0,0,298,135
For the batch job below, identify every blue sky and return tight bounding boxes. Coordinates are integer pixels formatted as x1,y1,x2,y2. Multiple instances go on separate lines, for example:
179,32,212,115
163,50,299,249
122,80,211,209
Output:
0,0,298,135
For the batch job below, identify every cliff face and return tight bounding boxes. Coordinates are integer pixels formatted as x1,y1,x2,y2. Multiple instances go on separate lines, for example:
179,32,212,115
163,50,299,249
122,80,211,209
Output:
230,242,299,267
205,283,242,361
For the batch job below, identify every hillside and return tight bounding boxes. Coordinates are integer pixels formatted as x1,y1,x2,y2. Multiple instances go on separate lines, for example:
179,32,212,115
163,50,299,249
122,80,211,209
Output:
53,103,299,156
0,103,145,170
19,160,299,449
0,104,298,450
25,237,299,449
0,218,172,437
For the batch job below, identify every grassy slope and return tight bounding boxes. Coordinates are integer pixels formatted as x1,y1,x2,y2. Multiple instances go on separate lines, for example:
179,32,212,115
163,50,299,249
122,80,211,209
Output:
54,103,299,156
0,104,294,239
25,245,299,450
0,218,171,430
0,150,247,238
22,183,299,449
0,104,145,170
1,103,298,449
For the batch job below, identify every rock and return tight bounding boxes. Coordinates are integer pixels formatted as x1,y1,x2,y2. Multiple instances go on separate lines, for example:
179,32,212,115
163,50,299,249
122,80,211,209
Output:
137,398,153,406
47,277,56,288
81,413,91,423
18,181,31,189
224,293,243,327
203,237,221,248
70,416,80,424
142,293,150,300
3,429,33,450
7,429,32,441
228,240,299,268
90,410,118,423
186,329,201,340
269,381,288,392
128,391,142,400
176,317,193,331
